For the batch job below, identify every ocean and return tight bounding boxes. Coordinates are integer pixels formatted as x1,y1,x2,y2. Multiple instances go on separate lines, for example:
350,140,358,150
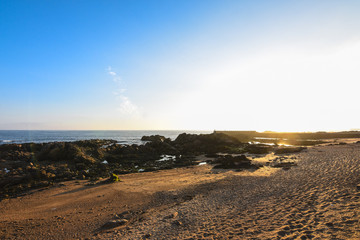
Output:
0,130,212,145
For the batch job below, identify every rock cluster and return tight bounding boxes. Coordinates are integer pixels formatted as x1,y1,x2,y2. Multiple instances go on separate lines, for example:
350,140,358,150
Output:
0,132,303,199
213,155,259,169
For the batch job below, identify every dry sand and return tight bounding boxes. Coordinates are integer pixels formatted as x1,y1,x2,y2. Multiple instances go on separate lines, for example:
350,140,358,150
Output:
1,143,360,239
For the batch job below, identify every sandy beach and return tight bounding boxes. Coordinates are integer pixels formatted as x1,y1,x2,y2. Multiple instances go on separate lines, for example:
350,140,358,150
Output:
3,1,360,239
1,143,360,239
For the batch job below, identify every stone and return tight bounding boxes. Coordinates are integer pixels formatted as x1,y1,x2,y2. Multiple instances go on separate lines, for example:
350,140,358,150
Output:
274,147,306,154
277,230,286,236
103,219,128,228
213,155,258,169
143,233,151,239
173,220,182,226
141,135,170,143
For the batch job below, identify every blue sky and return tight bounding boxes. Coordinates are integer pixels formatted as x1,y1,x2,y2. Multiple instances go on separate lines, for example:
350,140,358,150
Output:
1,0,360,131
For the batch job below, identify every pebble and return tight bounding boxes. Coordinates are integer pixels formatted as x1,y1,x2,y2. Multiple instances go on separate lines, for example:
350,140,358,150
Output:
171,212,178,218
103,219,128,228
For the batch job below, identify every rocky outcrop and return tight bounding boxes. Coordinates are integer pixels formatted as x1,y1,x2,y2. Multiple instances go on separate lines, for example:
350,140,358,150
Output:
173,133,242,154
274,147,306,154
245,144,273,154
0,133,303,199
141,135,171,143
213,155,259,169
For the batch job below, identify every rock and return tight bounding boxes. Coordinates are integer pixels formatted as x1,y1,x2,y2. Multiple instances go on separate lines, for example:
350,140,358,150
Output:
143,233,151,239
325,222,334,227
272,162,297,170
141,135,170,143
116,210,132,220
274,147,306,154
103,219,128,228
246,145,273,154
213,155,259,170
173,220,182,226
171,212,178,218
183,195,194,201
174,133,241,154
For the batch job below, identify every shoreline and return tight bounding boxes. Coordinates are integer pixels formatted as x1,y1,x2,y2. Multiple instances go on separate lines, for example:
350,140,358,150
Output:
0,132,311,200
0,143,359,239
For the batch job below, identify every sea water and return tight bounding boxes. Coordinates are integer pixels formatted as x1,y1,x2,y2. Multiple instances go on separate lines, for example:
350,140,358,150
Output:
0,130,212,145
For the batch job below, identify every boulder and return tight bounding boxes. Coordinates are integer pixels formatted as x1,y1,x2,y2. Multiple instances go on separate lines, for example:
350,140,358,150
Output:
141,135,170,143
272,161,297,170
213,155,258,169
173,133,241,154
103,219,128,228
246,144,273,154
274,147,306,154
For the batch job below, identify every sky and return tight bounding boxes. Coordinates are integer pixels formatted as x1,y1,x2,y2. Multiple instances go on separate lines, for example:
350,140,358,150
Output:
1,0,360,132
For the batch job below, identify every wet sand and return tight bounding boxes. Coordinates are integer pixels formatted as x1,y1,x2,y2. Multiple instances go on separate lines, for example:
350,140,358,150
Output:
1,144,360,239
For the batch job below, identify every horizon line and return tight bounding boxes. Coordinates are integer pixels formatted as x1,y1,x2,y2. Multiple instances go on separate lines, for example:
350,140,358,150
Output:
0,129,359,133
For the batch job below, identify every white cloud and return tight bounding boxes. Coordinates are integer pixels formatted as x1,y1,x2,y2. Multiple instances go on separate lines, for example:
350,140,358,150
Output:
116,95,139,115
108,71,117,76
107,66,121,83
107,66,140,118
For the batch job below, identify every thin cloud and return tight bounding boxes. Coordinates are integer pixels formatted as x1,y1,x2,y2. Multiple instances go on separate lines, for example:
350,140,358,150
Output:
107,66,121,82
116,95,139,115
107,66,140,117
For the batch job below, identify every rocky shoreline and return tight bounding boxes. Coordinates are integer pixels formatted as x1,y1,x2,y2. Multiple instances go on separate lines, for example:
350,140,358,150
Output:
0,136,360,239
0,133,306,200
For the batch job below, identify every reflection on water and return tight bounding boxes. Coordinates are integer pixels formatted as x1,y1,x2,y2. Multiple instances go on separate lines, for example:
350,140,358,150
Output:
157,155,176,162
248,141,293,147
254,137,281,140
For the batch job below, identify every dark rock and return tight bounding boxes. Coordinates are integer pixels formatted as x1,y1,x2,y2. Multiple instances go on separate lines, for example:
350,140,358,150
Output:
141,135,170,143
246,145,273,154
205,153,219,158
325,222,334,227
0,133,260,199
143,233,151,239
213,155,259,170
274,147,306,154
103,219,128,229
116,210,133,220
272,162,297,170
174,133,241,154
173,220,182,226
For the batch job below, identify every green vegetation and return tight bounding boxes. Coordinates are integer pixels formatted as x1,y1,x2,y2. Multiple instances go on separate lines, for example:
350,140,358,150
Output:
109,173,121,182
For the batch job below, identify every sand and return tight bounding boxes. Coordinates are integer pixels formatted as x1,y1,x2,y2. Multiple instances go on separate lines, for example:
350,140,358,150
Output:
1,144,360,239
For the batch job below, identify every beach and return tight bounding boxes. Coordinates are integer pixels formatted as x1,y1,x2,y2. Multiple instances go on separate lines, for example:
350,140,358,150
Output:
1,142,360,239
3,1,360,239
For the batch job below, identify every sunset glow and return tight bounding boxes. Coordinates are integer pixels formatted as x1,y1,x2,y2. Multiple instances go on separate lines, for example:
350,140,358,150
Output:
1,1,360,131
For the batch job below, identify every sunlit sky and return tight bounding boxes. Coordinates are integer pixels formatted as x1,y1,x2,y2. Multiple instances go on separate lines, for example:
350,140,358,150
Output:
1,0,360,132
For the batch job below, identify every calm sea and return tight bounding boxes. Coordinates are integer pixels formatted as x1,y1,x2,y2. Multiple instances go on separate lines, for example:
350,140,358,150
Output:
0,130,212,145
